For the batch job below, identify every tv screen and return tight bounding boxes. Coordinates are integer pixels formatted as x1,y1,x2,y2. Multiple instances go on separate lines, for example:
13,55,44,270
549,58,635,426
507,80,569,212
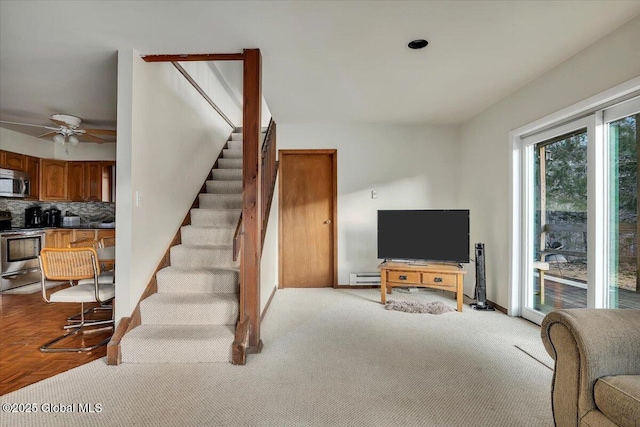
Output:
377,210,470,263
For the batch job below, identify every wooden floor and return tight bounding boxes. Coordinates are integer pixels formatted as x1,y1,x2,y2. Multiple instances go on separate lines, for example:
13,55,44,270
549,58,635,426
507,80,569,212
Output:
535,278,640,314
0,285,111,396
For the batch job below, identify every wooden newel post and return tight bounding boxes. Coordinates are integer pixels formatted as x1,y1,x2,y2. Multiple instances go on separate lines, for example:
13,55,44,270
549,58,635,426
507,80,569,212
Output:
242,49,263,349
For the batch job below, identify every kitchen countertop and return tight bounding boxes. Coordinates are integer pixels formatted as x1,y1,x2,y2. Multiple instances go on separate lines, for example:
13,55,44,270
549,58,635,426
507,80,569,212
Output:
59,225,116,229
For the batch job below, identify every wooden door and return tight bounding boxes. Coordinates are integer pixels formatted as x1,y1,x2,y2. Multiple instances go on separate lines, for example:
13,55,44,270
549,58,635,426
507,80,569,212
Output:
279,150,337,288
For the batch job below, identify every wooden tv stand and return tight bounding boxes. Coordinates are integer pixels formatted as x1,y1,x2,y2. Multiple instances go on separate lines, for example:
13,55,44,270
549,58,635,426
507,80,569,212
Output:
378,261,466,312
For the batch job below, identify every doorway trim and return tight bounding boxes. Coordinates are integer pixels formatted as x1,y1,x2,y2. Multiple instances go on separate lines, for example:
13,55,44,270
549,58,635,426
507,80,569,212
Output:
278,149,338,289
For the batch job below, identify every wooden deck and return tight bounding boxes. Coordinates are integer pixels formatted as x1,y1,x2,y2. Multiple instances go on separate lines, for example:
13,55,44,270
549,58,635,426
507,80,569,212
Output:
534,277,640,314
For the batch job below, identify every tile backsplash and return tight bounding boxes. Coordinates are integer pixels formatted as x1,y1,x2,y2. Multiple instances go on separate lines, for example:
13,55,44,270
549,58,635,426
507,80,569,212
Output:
0,199,115,228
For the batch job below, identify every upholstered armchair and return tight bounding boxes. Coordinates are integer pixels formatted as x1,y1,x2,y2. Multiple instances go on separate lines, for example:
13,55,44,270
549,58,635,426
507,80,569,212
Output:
541,309,640,427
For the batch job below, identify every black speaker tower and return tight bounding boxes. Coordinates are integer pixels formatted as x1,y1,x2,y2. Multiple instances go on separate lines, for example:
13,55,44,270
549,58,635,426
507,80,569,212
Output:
471,243,494,311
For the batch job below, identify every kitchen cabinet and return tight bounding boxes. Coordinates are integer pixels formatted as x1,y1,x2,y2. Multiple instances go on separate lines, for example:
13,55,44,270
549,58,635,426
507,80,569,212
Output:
67,161,85,202
39,159,68,201
44,228,115,248
85,162,103,201
0,150,26,171
100,161,115,202
44,229,73,249
67,161,109,202
72,228,116,245
96,229,115,242
25,156,39,200
1,150,115,203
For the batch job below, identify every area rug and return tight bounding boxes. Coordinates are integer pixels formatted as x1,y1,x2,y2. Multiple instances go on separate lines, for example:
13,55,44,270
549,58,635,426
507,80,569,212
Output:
385,299,455,314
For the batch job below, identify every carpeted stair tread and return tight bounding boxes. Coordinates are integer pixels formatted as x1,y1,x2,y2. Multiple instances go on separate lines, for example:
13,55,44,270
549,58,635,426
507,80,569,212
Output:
190,208,241,227
217,158,242,169
230,130,265,142
205,180,242,194
120,324,234,363
121,140,244,365
198,193,242,209
156,266,239,294
223,149,243,159
170,244,238,269
212,169,242,181
140,293,239,325
180,224,235,245
226,140,243,150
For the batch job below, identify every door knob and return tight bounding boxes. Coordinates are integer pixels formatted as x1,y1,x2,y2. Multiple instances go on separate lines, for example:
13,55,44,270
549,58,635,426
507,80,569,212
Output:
324,219,332,224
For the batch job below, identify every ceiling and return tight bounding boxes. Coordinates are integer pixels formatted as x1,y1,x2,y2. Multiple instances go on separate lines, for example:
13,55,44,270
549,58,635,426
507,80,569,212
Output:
1,1,639,140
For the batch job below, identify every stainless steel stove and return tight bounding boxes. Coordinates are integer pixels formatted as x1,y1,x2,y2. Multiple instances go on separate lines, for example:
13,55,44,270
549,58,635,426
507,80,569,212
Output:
0,210,45,291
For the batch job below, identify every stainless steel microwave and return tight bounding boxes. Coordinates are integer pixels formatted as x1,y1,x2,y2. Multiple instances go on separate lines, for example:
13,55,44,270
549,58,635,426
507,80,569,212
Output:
0,168,31,198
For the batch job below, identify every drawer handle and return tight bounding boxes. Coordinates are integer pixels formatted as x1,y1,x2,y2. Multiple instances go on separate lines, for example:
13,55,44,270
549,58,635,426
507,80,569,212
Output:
434,277,443,283
399,275,407,280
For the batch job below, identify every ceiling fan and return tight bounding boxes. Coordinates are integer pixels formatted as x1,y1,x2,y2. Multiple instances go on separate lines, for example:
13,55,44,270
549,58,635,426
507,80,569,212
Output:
0,114,116,145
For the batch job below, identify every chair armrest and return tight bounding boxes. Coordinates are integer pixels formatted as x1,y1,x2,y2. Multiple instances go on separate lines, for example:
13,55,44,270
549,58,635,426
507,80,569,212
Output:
541,309,640,425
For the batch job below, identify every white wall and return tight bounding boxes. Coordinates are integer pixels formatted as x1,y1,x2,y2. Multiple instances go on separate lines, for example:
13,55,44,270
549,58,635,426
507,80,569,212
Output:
181,61,242,128
458,16,640,310
210,61,273,128
278,124,460,285
0,127,116,161
115,50,233,321
260,176,279,313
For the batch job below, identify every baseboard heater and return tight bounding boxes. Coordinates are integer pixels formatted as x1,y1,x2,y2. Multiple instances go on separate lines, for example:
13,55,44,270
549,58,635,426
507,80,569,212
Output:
349,272,381,286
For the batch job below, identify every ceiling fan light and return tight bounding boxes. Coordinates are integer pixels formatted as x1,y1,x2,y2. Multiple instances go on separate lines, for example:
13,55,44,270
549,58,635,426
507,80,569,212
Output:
53,134,65,144
68,135,79,145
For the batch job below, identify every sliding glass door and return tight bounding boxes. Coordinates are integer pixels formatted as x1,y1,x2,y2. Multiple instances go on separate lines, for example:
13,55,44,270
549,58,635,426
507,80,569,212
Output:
520,96,640,324
605,102,640,309
532,128,589,314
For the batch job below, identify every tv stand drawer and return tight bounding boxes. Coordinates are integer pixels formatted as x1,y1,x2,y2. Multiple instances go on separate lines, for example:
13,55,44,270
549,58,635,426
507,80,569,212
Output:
422,272,456,287
387,271,419,283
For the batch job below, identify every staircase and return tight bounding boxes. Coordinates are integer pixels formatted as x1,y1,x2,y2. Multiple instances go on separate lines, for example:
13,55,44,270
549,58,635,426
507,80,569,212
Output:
119,134,244,363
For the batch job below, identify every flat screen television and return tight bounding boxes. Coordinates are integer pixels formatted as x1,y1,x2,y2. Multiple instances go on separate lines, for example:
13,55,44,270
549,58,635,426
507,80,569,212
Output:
377,209,470,263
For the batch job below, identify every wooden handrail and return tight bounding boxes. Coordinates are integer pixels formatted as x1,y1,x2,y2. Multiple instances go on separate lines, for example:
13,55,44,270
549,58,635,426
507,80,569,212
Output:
260,119,278,247
233,212,243,262
171,62,235,129
142,53,244,62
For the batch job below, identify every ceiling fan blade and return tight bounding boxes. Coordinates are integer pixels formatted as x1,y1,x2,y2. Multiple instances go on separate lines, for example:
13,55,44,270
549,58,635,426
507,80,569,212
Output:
83,128,116,136
37,131,57,138
81,133,108,143
49,118,68,127
0,120,60,131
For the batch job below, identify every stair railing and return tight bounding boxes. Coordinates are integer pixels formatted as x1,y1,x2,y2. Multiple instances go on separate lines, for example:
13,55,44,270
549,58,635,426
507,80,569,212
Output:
235,48,280,362
261,119,278,245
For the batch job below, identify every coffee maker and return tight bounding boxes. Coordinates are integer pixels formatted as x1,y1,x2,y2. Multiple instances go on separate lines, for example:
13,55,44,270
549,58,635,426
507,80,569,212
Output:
25,206,43,228
43,207,61,227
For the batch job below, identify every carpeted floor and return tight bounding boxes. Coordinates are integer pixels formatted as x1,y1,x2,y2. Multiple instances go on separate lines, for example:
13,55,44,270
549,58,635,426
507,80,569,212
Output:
0,288,553,426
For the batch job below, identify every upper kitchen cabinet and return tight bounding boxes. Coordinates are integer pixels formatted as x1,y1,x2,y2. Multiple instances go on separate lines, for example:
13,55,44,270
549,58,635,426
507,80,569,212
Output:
85,162,103,201
67,161,106,202
25,155,39,200
39,159,68,201
0,150,26,171
100,161,115,203
67,161,85,202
